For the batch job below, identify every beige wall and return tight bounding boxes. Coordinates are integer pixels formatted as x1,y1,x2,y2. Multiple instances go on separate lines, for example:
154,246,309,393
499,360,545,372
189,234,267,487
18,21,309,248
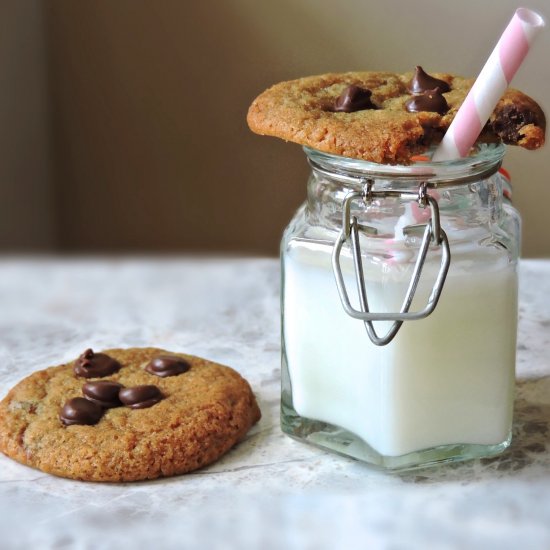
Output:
3,1,550,255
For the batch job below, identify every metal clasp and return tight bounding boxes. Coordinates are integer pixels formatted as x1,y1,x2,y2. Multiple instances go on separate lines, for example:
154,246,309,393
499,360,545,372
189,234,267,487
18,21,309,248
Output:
331,181,451,346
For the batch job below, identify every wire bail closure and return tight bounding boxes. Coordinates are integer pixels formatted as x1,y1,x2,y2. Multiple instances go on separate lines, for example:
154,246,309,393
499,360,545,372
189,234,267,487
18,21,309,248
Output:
331,180,451,346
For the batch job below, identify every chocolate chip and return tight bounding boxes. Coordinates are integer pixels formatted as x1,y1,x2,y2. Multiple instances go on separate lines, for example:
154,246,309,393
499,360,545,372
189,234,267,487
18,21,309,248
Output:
145,355,191,377
491,105,538,143
119,385,163,409
408,66,450,94
405,87,449,115
60,397,104,426
74,349,121,378
82,380,124,408
333,85,376,113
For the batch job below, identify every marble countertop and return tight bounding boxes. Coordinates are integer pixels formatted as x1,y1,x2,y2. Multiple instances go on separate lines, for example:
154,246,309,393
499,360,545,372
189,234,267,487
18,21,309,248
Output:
0,257,549,549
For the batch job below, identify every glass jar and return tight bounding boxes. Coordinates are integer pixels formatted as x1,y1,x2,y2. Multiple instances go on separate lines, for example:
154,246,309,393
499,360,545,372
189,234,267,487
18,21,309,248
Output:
280,143,520,470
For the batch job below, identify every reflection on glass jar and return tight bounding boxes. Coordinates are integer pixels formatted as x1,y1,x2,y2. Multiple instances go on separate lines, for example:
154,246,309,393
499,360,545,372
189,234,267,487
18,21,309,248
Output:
281,143,520,470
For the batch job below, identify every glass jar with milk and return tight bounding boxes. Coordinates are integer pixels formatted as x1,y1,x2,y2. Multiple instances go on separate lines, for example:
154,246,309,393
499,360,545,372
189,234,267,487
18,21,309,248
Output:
281,143,520,469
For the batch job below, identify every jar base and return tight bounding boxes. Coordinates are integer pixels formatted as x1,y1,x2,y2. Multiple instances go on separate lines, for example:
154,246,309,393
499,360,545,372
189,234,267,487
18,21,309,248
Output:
281,402,512,471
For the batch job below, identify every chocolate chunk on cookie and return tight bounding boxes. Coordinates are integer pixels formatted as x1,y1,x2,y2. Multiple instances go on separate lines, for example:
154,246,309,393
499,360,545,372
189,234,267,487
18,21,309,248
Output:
247,69,545,163
490,91,546,149
74,348,121,378
119,385,163,409
333,85,376,113
405,88,449,115
82,380,124,408
0,348,261,482
145,355,191,377
60,397,104,426
408,66,450,94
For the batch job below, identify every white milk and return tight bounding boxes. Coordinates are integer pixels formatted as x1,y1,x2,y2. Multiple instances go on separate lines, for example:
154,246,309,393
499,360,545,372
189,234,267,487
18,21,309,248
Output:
283,239,517,457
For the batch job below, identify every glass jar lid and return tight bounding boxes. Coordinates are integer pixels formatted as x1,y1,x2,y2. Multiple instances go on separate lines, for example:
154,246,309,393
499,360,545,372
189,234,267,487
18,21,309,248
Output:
305,143,505,188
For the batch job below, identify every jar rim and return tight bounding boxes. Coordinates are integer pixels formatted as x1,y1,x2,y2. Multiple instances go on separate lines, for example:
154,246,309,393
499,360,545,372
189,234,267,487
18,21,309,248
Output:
304,143,505,187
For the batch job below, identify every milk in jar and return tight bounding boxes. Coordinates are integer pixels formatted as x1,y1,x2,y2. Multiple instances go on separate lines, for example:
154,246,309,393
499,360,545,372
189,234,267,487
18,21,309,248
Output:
280,144,520,469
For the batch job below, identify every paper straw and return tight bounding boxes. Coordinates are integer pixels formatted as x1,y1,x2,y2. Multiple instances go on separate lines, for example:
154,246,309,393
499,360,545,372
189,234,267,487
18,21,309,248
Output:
432,8,545,162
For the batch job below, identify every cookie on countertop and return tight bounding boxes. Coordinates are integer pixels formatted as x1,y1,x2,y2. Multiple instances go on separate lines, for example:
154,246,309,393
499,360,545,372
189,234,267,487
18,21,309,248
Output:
0,347,261,482
247,67,546,163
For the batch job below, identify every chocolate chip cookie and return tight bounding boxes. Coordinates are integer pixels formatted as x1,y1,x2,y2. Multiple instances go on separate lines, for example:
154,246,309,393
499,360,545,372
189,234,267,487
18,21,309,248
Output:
0,347,261,482
247,67,545,163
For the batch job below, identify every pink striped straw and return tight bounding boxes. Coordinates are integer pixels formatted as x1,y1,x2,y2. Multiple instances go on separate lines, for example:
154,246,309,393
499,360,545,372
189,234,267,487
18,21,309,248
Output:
432,8,545,162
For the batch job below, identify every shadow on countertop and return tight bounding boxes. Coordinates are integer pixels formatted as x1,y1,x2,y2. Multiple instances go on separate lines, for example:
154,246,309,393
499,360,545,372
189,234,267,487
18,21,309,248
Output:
400,376,550,484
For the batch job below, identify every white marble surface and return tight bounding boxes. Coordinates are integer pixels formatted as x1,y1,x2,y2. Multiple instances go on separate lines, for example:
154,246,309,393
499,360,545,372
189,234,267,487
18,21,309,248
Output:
0,257,549,550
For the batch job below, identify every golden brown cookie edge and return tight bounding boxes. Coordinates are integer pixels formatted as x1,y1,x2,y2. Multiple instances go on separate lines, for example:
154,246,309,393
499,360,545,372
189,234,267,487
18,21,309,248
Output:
0,347,261,482
247,71,545,163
